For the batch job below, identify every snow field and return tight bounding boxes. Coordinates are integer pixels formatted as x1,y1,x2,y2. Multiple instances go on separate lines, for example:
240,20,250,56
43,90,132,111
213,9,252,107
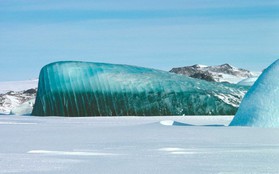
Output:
1,116,279,174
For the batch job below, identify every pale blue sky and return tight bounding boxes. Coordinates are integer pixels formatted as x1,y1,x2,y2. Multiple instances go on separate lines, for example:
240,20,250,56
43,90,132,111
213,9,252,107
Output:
0,0,278,81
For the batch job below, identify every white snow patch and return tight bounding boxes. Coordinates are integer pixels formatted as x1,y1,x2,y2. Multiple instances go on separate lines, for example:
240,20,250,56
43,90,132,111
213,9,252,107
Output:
0,121,37,125
160,120,175,126
158,147,186,152
170,151,199,155
28,150,119,156
159,120,192,126
196,64,208,68
159,147,204,155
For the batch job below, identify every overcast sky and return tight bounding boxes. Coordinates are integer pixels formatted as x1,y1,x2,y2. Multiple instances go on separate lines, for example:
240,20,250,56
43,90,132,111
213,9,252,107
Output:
0,0,278,81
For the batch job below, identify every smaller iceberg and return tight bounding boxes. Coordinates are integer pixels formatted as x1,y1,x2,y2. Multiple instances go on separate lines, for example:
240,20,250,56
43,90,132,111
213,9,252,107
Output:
230,59,279,127
10,99,35,116
237,76,258,86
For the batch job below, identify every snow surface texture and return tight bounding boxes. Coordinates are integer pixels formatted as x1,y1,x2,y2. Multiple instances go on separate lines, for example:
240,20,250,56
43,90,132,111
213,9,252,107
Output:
1,115,279,174
230,59,279,127
170,64,260,84
33,61,249,116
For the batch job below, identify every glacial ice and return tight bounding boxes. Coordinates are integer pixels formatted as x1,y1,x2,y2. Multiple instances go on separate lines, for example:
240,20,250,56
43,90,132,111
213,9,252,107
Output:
237,76,258,86
230,59,279,127
10,99,35,116
32,61,248,116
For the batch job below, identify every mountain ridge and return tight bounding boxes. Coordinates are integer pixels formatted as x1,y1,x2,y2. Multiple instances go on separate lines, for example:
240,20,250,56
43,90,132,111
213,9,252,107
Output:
170,63,260,84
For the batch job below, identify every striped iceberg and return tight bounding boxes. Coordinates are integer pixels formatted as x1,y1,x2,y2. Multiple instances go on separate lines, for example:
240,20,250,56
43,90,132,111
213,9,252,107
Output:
32,61,248,116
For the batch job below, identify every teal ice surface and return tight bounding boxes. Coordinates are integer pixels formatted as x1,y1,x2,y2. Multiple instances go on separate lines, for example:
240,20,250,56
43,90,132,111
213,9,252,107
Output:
32,61,249,116
230,59,279,127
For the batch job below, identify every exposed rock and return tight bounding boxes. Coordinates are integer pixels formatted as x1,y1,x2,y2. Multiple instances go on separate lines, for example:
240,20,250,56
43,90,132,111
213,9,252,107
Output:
170,64,258,84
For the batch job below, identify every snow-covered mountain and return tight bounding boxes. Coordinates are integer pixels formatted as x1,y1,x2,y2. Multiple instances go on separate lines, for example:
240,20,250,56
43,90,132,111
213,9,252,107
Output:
0,80,38,115
170,64,261,84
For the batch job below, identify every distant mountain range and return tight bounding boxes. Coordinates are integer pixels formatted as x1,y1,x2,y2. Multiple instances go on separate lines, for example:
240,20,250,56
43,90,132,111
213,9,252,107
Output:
0,80,37,115
170,64,261,84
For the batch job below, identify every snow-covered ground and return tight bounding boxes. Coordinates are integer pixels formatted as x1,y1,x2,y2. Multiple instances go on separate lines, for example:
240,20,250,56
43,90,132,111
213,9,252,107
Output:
1,115,279,174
